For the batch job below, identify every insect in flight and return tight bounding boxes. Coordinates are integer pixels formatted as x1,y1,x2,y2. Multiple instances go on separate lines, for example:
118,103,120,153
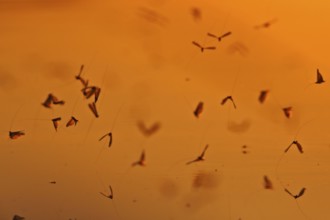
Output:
207,31,232,41
192,41,216,52
186,145,209,165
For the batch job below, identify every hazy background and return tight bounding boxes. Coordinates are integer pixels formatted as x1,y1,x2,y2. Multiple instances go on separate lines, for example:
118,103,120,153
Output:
0,0,330,219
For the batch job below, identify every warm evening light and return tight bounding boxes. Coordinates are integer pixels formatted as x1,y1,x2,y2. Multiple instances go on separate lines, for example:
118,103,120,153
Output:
1,0,330,219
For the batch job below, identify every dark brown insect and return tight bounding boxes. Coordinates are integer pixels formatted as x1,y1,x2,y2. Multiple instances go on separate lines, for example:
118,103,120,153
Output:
66,116,78,127
284,140,303,154
259,90,269,104
316,69,325,84
99,132,112,148
42,93,65,108
192,41,216,52
282,107,292,118
88,102,99,118
207,31,232,41
9,131,25,139
137,121,161,137
263,175,273,189
186,145,209,165
221,96,236,109
51,117,61,131
75,65,89,88
284,187,306,199
82,86,101,103
132,150,146,167
190,7,202,22
49,181,56,184
100,185,114,199
254,18,277,29
193,101,203,118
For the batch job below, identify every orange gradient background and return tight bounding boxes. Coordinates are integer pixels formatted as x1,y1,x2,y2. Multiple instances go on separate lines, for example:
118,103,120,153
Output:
0,0,330,219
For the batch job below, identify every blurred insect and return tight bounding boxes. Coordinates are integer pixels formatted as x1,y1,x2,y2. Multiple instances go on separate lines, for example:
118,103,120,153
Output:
9,131,25,140
258,90,270,104
242,145,249,154
254,18,277,29
221,96,237,109
49,181,56,184
132,150,146,167
193,101,204,118
88,102,99,118
13,215,25,220
66,116,78,127
316,69,325,84
100,185,114,199
227,42,249,56
186,144,209,165
190,7,202,22
285,187,306,199
284,140,303,154
51,117,61,131
42,93,65,108
282,106,292,118
99,132,112,148
207,31,232,41
75,64,89,88
192,41,216,52
137,121,161,137
263,175,273,189
137,7,168,26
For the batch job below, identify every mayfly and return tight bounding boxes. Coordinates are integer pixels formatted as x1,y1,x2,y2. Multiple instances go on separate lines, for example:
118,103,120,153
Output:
66,116,78,127
192,41,216,52
99,132,112,148
221,96,237,109
186,145,209,165
132,150,146,167
207,31,232,41
51,117,61,131
193,101,204,118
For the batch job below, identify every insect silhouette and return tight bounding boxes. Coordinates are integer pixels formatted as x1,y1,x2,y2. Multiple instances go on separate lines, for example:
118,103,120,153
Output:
263,175,273,189
186,144,209,165
282,107,293,118
66,116,78,127
221,96,237,109
316,69,325,84
42,93,65,108
258,90,269,104
190,7,202,22
88,102,99,118
284,187,306,199
49,181,56,184
132,150,146,167
9,131,25,140
193,101,204,118
254,18,277,29
75,64,89,88
99,132,112,148
137,121,161,137
100,185,114,199
284,140,303,154
82,86,101,103
13,215,25,220
192,41,216,52
207,31,232,41
51,117,61,131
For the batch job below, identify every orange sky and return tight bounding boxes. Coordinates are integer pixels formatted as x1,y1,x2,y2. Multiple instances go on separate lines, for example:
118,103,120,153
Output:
0,0,330,219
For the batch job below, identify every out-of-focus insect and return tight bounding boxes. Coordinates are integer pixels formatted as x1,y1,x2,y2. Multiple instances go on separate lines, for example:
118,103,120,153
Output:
100,185,114,199
88,102,99,118
137,121,161,137
49,181,56,184
284,140,303,154
190,7,202,22
254,18,277,29
227,41,249,56
82,86,101,103
207,31,232,41
99,132,112,148
132,150,146,167
13,215,25,220
192,41,216,52
258,90,270,104
285,187,306,199
316,69,325,84
193,101,204,118
282,107,292,118
263,175,273,189
221,96,237,109
42,93,65,108
9,131,25,140
51,117,61,131
186,145,209,165
66,116,78,127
